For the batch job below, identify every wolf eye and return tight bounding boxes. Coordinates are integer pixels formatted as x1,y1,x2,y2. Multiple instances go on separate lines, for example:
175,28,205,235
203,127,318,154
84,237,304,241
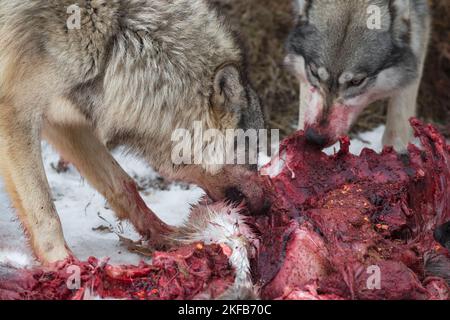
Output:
350,77,366,87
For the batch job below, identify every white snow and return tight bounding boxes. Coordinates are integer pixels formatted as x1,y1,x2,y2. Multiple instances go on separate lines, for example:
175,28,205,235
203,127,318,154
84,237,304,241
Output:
0,126,385,267
324,125,385,155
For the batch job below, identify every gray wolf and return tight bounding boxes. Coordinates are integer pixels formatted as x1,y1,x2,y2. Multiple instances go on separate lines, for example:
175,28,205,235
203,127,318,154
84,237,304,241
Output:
0,0,264,264
285,0,431,151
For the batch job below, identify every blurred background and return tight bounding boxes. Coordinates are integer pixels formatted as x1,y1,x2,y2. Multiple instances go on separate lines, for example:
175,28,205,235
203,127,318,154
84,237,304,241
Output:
211,0,450,137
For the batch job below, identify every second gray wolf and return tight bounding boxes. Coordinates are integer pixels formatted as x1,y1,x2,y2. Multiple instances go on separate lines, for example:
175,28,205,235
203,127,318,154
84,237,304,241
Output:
285,0,431,151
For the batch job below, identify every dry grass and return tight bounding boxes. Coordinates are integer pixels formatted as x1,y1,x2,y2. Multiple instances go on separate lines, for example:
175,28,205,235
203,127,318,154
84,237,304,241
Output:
420,0,450,136
213,0,450,137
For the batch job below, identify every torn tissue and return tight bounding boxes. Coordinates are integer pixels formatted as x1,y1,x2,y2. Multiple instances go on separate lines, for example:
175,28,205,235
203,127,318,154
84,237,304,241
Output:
1,119,449,300
255,118,450,300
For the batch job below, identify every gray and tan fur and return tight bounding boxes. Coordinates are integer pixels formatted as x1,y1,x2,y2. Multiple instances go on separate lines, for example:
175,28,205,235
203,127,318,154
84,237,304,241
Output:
285,0,431,151
0,0,264,264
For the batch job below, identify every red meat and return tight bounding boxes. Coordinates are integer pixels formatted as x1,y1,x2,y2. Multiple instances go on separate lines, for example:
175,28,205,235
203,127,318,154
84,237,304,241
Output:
0,244,235,300
255,119,450,300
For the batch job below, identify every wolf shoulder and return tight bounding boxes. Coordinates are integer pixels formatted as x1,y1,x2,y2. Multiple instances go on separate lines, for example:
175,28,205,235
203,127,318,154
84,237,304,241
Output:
0,1,121,83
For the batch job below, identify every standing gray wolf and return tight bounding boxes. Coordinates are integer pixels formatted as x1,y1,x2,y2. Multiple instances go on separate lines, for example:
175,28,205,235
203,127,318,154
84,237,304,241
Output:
285,0,431,151
0,0,264,264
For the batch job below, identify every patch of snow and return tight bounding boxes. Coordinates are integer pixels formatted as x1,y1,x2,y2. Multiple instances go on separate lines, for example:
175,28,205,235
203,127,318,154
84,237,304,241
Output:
0,251,34,268
0,143,204,266
324,126,385,155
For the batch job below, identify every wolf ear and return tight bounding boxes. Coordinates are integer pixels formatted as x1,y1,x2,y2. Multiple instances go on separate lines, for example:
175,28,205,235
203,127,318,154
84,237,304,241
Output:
389,0,412,44
212,64,245,115
293,0,311,23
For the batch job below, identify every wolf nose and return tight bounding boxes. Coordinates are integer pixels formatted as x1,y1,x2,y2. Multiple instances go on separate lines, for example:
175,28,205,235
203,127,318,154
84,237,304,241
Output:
305,127,328,148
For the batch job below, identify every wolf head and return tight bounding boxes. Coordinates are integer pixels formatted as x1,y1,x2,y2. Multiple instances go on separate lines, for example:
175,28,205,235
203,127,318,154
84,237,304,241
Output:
200,63,266,213
170,63,267,214
286,0,419,145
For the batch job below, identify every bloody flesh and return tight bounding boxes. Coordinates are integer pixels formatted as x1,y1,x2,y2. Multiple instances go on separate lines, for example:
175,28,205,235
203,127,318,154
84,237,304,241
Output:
1,119,449,300
0,244,234,300
255,119,450,299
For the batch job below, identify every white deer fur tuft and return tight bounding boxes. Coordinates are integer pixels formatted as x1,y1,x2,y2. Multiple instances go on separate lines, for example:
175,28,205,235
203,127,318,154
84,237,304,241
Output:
173,202,259,299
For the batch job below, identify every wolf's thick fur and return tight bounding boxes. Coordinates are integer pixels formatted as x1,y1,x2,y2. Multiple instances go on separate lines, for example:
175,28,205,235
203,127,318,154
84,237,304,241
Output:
0,0,264,264
286,0,431,151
